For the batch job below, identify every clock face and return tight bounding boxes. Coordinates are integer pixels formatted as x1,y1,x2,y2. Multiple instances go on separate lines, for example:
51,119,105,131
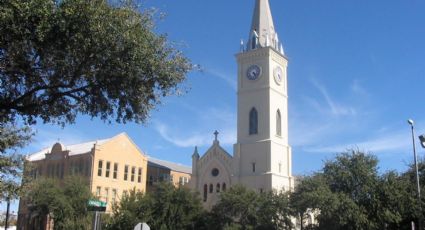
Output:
273,66,283,85
246,65,262,80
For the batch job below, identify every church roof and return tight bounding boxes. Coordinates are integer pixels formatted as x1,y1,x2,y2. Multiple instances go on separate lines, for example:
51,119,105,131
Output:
26,133,125,161
148,157,192,174
247,0,284,54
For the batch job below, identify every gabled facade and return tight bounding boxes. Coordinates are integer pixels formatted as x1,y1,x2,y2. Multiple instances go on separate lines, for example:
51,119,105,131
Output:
191,139,233,209
17,133,148,229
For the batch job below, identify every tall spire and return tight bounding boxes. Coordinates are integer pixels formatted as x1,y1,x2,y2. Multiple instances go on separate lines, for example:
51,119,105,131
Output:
246,0,284,54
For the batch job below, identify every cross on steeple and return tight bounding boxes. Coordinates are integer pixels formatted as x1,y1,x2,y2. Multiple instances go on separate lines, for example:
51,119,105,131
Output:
214,130,219,141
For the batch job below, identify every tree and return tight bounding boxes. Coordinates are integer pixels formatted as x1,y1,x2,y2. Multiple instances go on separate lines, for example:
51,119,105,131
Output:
0,0,193,205
104,189,152,229
291,150,425,230
0,125,32,200
290,175,329,230
318,151,381,230
24,176,92,229
105,182,203,230
256,191,293,230
209,185,293,230
376,171,417,230
0,0,193,126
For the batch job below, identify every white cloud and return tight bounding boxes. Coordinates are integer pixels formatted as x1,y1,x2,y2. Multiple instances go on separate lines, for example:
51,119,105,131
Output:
350,79,368,96
153,106,237,148
299,118,425,156
154,122,210,147
311,79,356,116
25,126,87,154
304,131,410,154
206,68,237,91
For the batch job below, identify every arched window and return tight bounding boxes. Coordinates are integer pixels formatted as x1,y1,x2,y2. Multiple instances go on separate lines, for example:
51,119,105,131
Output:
276,109,282,136
216,183,221,193
203,184,208,202
209,184,213,193
222,183,226,191
249,108,258,135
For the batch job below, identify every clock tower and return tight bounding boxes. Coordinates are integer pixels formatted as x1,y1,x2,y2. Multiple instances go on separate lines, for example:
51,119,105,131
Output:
233,0,294,192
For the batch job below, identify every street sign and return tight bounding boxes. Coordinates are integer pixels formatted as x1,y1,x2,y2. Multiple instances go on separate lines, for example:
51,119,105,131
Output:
134,223,150,230
87,199,107,212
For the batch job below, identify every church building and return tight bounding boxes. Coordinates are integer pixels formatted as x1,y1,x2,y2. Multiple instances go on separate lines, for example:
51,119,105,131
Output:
190,0,294,209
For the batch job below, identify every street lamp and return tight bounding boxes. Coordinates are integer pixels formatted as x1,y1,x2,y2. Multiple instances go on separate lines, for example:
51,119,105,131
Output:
419,134,425,149
408,119,422,230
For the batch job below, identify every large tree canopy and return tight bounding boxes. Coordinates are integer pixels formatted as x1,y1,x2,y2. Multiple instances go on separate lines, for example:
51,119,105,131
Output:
24,176,93,229
208,185,293,230
0,0,193,125
291,150,425,230
105,183,203,230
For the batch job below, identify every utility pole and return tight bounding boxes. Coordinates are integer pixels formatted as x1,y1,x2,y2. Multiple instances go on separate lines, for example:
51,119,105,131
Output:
5,197,10,230
408,119,422,230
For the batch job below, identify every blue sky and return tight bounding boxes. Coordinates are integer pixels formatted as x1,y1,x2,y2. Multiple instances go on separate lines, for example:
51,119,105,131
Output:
2,0,425,212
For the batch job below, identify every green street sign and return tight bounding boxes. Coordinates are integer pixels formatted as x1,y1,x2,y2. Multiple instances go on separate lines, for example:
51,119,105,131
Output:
88,199,107,212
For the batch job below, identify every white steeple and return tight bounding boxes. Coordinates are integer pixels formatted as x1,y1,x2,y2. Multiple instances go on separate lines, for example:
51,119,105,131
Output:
247,0,284,54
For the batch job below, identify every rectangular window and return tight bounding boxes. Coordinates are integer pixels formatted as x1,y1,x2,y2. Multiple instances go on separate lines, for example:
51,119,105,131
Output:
131,167,135,182
105,188,109,203
85,160,90,177
149,175,154,185
49,164,53,177
112,189,117,203
105,161,111,178
60,163,64,179
98,160,103,177
69,161,73,175
179,177,188,185
138,168,142,183
124,165,129,181
78,159,84,174
96,186,101,197
38,166,43,176
56,163,60,178
113,163,118,179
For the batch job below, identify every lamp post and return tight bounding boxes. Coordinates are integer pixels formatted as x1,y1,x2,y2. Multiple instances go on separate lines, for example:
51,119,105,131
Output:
408,119,422,229
419,134,425,149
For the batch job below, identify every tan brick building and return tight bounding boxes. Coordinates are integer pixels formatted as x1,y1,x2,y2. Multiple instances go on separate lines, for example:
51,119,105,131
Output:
17,133,148,229
146,157,191,193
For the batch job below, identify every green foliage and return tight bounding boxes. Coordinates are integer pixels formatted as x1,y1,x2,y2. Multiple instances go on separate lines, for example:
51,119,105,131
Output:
0,0,193,126
291,150,425,230
24,176,92,229
0,0,192,207
105,182,203,230
209,185,293,230
0,124,32,200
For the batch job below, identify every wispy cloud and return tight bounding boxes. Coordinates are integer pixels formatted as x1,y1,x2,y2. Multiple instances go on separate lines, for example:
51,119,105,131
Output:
304,131,410,154
311,79,356,116
154,122,210,147
205,68,237,91
350,79,368,96
153,106,236,148
25,126,87,154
